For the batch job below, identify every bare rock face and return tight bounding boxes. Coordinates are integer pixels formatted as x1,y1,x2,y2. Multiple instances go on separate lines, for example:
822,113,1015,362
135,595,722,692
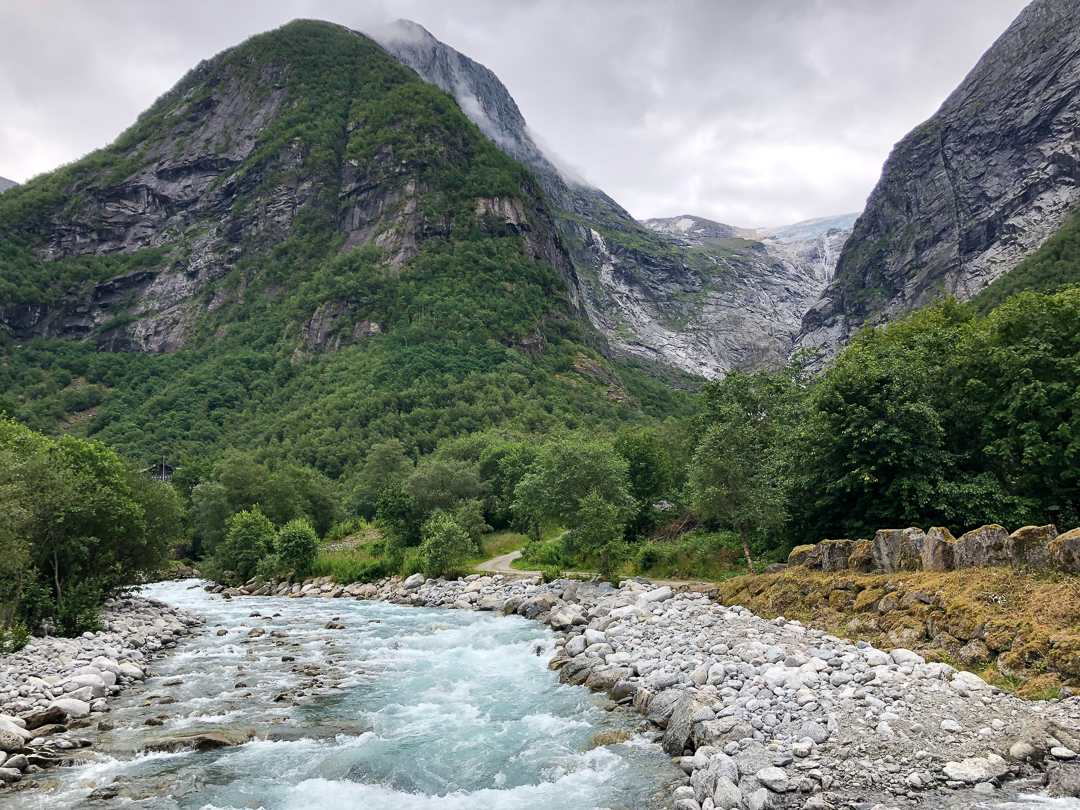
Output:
798,0,1080,358
377,19,855,378
0,176,16,194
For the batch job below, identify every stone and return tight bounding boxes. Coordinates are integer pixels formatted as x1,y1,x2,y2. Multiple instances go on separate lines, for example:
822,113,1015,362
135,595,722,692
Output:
818,539,855,572
0,767,22,784
942,754,1007,784
922,527,955,571
871,529,904,573
788,546,815,567
565,635,587,656
641,586,674,603
897,527,927,570
647,689,683,728
143,728,252,753
951,671,991,692
952,525,1010,568
1047,762,1080,798
4,754,28,772
798,721,829,744
889,648,925,665
0,731,23,753
745,787,771,810
712,776,742,809
403,573,425,590
1049,529,1080,573
663,691,709,755
957,640,991,667
941,719,962,733
47,698,90,720
1052,747,1078,760
587,729,629,748
1007,525,1058,569
755,766,789,792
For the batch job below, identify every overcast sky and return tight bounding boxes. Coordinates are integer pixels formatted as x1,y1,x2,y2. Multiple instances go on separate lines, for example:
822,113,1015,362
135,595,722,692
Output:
0,0,1031,227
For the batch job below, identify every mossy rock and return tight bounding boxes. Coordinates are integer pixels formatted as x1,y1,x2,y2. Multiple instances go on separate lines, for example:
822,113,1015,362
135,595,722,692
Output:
847,540,874,573
828,589,855,610
1046,634,1080,677
787,545,815,567
853,588,885,613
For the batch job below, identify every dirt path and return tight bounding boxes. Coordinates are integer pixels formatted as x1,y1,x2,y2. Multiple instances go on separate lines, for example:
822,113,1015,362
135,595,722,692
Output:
475,550,710,590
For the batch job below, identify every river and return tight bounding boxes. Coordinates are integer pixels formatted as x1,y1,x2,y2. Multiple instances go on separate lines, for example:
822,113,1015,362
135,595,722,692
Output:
6,580,680,809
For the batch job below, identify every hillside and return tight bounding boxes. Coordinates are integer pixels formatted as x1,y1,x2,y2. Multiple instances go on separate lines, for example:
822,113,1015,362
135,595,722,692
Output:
798,0,1080,356
0,20,691,473
376,21,850,377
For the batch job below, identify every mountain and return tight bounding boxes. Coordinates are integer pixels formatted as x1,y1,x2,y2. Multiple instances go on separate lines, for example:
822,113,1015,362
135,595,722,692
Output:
377,20,850,377
639,214,853,375
798,0,1080,355
0,177,16,193
0,20,690,470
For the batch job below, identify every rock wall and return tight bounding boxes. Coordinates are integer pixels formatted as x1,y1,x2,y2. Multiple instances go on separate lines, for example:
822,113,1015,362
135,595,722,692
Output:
788,524,1078,575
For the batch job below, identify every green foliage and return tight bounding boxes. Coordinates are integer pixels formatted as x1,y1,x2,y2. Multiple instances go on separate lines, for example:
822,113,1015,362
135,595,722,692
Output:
565,492,624,580
344,440,414,518
375,486,423,550
0,418,175,634
276,518,319,575
512,439,634,544
419,511,474,578
453,499,492,555
614,427,672,533
0,620,30,654
219,506,277,582
540,566,561,584
405,456,482,513
971,206,1080,314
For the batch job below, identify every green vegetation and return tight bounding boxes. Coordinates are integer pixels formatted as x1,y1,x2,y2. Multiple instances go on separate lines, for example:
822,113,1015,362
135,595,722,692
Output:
0,418,178,643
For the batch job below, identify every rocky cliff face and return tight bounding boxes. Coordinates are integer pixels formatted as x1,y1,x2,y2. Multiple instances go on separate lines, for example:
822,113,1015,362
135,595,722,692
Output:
0,177,15,193
378,21,850,377
798,0,1080,356
640,215,853,376
0,21,581,354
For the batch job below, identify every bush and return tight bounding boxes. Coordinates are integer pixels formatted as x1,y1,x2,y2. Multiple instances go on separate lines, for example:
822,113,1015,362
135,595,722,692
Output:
277,518,319,575
255,553,287,581
219,506,277,582
419,512,472,578
0,620,30,653
541,565,561,584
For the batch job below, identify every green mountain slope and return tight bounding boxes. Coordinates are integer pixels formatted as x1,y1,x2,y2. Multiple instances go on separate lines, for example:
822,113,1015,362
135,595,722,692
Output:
0,20,691,475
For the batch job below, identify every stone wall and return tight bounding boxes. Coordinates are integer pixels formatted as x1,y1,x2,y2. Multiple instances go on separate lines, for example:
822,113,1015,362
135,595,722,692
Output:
788,525,1080,575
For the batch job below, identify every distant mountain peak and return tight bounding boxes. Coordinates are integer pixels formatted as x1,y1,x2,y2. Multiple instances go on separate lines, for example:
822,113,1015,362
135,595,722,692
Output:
0,176,16,194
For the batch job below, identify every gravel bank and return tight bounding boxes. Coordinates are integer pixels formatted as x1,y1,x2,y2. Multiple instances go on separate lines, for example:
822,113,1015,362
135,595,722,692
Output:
0,593,204,785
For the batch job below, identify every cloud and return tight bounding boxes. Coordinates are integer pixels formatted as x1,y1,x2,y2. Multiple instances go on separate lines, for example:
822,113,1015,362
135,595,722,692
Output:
0,0,1032,225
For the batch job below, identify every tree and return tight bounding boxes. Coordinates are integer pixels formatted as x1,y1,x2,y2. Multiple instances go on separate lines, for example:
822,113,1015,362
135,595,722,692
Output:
453,499,492,554
189,482,232,558
276,518,319,575
345,439,414,518
613,428,671,535
690,369,804,573
375,486,423,549
219,507,276,581
404,456,482,512
512,440,634,546
420,511,473,578
478,440,538,526
566,492,623,580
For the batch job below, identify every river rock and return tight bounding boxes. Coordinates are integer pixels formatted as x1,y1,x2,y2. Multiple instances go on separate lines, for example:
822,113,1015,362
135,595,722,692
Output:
143,728,252,753
663,691,708,754
647,688,683,728
942,753,1008,783
403,573,425,591
1048,762,1080,797
755,766,789,792
0,767,21,783
48,698,90,720
713,776,742,809
0,730,23,753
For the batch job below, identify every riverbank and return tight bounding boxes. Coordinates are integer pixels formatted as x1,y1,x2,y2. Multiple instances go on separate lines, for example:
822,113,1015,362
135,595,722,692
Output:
3,572,1079,807
212,571,1080,808
0,592,204,785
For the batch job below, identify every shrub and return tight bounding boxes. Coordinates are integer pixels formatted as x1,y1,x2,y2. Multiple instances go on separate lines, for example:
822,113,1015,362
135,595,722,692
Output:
277,518,319,575
541,565,561,584
255,553,287,581
219,506,276,582
419,512,472,578
0,620,30,654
